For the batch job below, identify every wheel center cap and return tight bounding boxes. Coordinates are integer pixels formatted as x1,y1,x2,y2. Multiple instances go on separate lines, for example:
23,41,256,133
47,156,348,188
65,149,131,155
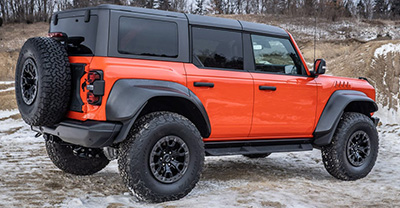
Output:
163,154,171,162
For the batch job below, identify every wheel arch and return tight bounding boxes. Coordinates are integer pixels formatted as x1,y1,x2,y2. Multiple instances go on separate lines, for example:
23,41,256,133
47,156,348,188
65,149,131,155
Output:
106,79,211,144
313,90,378,146
137,96,211,138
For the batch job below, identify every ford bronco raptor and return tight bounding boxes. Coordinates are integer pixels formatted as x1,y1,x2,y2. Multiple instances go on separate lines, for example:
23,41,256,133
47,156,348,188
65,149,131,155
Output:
15,5,379,202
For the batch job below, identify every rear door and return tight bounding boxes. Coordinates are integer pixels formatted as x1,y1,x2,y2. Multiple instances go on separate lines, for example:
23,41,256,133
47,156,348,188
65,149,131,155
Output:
185,27,254,138
248,34,318,138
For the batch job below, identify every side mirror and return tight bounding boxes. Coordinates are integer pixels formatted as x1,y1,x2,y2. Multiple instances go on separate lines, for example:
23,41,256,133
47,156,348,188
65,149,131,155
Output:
314,59,326,75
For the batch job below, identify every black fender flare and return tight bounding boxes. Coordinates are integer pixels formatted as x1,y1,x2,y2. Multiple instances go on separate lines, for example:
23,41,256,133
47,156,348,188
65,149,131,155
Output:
313,90,378,146
106,79,211,144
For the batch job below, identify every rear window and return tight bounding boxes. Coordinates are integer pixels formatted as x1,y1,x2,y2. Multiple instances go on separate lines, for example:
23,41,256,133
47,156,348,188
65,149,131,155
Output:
50,14,98,55
118,17,178,58
192,27,243,70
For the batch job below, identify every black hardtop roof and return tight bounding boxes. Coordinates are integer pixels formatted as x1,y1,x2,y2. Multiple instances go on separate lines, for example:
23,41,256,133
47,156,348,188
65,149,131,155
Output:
57,4,288,37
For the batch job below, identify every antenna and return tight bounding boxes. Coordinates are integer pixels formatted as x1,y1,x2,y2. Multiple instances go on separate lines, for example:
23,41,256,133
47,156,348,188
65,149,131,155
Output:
313,8,317,67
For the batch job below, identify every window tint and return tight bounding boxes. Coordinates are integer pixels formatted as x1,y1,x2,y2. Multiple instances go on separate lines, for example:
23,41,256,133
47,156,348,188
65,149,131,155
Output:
118,17,178,58
251,35,304,75
192,27,243,70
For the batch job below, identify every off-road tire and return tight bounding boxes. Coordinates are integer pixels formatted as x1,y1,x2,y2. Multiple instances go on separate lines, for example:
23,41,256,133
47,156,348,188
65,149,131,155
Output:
321,112,378,180
15,37,71,126
118,112,205,202
45,135,110,175
243,153,271,158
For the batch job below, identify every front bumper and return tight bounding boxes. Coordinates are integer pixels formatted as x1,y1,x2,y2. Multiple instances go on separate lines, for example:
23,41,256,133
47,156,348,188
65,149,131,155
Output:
32,119,122,148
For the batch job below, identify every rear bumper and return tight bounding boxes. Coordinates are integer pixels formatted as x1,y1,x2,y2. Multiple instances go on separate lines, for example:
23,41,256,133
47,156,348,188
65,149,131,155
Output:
32,119,122,148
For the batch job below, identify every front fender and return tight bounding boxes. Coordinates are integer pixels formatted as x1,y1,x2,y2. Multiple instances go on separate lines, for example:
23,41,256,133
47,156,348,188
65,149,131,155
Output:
313,90,378,146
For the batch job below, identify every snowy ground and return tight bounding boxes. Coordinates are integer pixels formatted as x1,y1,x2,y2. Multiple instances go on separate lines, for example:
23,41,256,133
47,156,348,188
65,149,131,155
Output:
1,113,399,207
1,89,400,207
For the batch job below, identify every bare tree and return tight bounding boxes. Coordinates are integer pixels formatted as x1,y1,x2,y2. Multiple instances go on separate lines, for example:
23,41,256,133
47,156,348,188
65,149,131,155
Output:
170,0,187,12
194,0,206,14
364,0,374,19
210,0,224,14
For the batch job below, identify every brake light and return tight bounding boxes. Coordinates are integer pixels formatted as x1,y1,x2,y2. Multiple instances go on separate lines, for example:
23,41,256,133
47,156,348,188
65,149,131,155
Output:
48,32,64,37
88,72,101,83
87,92,100,104
48,32,68,41
86,71,104,105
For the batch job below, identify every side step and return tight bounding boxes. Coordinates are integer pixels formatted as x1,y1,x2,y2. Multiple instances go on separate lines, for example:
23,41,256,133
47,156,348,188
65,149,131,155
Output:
204,138,313,156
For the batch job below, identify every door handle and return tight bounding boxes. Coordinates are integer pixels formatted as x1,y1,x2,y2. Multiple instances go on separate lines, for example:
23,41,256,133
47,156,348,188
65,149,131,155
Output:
194,82,214,88
259,85,277,91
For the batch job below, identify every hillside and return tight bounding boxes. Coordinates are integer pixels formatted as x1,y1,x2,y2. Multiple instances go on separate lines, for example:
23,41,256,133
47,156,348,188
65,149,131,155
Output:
224,14,400,41
1,18,400,119
0,22,48,80
1,17,400,207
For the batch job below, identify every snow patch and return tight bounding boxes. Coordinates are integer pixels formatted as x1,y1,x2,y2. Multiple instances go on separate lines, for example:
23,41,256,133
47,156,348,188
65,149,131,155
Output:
374,43,400,58
0,109,19,120
0,87,15,93
375,104,400,125
0,118,24,132
0,81,14,85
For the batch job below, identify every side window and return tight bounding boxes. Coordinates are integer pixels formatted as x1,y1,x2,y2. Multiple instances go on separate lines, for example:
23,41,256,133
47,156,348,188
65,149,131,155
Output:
251,34,304,75
192,27,243,70
118,17,178,58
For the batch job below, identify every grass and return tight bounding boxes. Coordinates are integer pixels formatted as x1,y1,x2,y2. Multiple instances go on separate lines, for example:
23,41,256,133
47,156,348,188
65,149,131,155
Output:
0,22,48,81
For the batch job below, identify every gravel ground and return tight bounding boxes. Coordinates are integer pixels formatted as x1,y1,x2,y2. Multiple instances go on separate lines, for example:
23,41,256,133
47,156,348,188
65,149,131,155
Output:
0,107,399,207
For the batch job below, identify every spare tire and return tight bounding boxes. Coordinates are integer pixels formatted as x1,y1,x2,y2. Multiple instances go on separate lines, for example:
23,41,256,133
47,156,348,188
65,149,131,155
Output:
15,37,71,126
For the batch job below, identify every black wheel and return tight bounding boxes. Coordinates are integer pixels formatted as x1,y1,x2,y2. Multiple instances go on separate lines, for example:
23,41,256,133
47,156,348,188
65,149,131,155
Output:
243,153,271,158
0,17,3,27
15,37,71,126
118,112,204,202
321,112,379,180
45,135,110,175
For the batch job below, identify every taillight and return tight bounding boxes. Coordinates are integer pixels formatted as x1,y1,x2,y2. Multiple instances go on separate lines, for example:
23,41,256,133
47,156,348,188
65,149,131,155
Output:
88,71,101,83
86,70,104,105
48,32,68,41
87,92,100,104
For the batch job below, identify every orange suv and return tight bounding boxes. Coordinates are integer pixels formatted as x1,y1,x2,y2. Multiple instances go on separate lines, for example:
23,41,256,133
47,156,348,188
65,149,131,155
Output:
15,5,379,202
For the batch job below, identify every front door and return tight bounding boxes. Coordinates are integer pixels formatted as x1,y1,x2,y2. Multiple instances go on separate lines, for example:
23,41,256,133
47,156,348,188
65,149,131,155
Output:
248,34,317,138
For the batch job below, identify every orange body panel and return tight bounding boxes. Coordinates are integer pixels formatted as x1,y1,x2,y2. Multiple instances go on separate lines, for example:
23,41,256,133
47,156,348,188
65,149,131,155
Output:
184,64,254,138
313,74,376,127
66,34,376,141
67,56,187,121
250,73,317,137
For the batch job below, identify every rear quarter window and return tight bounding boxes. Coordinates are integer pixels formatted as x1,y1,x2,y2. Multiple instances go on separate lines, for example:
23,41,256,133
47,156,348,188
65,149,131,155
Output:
118,17,178,58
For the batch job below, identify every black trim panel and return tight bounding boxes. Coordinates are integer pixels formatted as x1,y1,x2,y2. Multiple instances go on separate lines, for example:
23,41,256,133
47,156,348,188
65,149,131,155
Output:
313,90,378,146
106,79,211,142
69,64,85,112
32,120,122,148
205,138,313,156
